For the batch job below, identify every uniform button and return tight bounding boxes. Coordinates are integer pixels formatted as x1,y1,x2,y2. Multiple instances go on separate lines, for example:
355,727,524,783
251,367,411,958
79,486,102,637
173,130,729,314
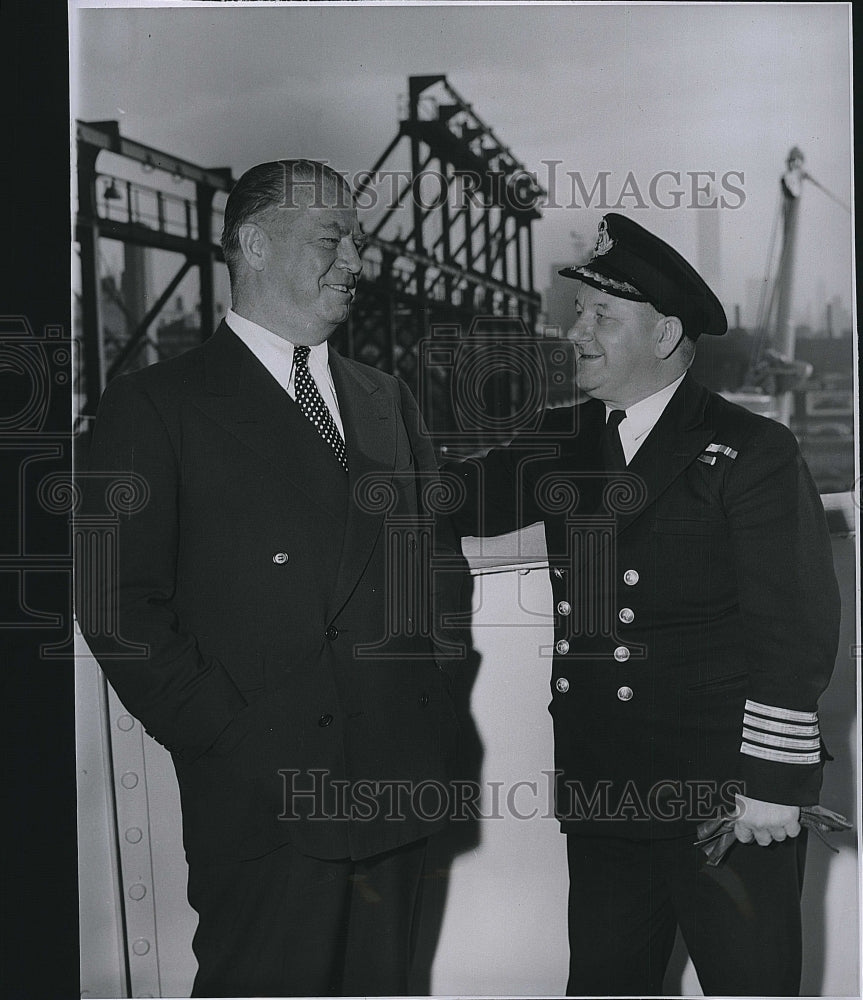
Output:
619,607,635,624
318,713,333,727
556,639,570,655
617,686,634,702
557,600,572,616
419,692,429,706
272,552,289,565
613,645,630,662
324,626,339,640
555,677,570,694
623,569,639,586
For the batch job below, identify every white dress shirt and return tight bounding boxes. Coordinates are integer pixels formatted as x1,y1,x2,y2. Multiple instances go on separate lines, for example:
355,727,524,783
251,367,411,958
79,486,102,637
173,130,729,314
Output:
225,309,345,438
607,373,686,465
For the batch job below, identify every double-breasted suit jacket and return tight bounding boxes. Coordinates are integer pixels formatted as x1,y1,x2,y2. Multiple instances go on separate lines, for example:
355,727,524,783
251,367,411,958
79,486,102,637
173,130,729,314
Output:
80,323,461,864
446,374,840,839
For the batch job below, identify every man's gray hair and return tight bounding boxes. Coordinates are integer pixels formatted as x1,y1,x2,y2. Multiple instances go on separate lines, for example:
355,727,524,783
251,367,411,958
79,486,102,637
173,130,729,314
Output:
221,160,350,282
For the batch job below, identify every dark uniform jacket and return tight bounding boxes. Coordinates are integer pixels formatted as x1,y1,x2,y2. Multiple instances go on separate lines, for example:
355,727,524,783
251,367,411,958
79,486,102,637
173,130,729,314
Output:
445,374,840,839
79,323,461,864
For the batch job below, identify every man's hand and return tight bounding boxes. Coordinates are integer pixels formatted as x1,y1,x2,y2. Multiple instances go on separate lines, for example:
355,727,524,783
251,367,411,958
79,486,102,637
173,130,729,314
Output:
733,793,801,846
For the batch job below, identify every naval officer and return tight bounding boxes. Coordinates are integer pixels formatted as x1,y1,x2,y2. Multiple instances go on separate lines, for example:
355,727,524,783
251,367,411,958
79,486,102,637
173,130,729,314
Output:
444,213,840,995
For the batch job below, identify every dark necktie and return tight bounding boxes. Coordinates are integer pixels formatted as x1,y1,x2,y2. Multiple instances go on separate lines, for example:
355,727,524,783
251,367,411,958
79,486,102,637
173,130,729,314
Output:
601,409,627,471
292,345,348,472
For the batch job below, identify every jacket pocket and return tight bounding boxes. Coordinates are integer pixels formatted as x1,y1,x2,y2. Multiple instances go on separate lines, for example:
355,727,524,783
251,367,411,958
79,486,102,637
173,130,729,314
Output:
687,671,748,694
202,699,260,759
652,517,726,536
223,650,267,694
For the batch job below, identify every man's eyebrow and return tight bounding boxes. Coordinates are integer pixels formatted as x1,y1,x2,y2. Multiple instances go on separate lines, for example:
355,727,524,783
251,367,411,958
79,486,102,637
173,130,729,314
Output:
318,222,368,241
577,298,609,309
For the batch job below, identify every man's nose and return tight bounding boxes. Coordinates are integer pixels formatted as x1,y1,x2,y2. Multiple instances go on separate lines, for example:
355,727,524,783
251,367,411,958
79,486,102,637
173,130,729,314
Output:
337,238,363,275
567,314,592,343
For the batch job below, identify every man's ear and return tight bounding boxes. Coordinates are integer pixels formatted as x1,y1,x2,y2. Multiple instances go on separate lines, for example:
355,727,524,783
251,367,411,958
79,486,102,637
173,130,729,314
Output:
654,315,684,359
238,222,267,272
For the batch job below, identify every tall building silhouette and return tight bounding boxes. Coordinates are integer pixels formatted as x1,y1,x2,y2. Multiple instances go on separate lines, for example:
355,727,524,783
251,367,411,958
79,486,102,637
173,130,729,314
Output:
696,202,722,301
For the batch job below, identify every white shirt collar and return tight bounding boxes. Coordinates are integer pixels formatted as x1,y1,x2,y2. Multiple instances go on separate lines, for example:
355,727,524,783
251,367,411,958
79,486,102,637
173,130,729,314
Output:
606,372,686,463
225,308,331,387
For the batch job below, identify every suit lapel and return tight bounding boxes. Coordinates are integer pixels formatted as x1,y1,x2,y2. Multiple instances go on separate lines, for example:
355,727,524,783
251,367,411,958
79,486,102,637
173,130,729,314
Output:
193,323,346,522
326,348,396,619
613,374,715,534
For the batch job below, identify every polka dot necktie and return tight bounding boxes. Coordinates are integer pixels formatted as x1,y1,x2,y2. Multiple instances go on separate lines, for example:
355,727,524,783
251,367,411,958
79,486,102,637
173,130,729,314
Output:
601,409,627,471
292,345,348,472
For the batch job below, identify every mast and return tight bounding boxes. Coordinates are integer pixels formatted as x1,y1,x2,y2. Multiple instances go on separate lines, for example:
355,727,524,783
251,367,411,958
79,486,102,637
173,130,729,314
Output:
772,146,805,426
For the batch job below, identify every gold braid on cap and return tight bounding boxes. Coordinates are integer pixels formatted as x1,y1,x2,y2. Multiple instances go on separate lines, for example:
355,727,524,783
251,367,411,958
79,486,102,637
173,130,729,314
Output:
573,267,646,299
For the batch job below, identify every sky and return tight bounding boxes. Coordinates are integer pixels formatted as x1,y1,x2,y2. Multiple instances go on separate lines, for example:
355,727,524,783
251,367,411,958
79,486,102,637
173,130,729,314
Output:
72,1,854,331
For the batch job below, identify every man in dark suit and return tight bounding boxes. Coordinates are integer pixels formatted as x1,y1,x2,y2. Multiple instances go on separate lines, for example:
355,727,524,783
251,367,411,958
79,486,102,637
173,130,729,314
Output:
79,160,461,997
444,213,840,996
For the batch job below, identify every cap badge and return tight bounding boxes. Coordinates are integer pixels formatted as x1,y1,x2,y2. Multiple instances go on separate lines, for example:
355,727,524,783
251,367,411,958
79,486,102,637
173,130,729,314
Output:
592,218,614,257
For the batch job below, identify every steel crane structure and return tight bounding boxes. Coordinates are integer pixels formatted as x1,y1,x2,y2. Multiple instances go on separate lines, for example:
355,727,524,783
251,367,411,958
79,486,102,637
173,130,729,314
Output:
75,120,234,422
75,76,549,450
332,75,549,449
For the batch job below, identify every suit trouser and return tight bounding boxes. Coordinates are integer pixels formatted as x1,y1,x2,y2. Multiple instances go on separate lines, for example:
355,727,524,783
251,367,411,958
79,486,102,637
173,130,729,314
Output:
565,830,808,997
187,836,428,998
